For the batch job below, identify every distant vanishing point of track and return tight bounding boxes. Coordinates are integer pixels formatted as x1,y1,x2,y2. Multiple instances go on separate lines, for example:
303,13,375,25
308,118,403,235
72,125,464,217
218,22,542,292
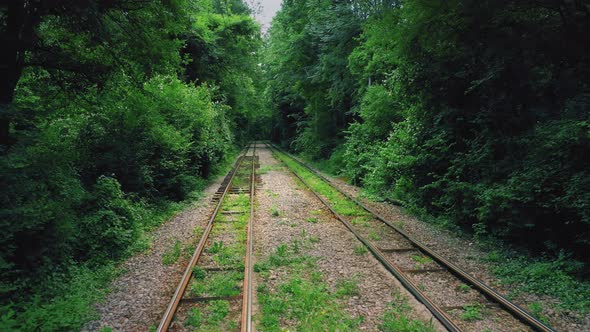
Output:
157,143,259,332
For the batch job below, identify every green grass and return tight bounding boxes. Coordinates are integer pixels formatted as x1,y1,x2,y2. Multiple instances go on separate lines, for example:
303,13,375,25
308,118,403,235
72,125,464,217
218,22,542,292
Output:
270,205,281,217
162,240,182,265
256,243,362,331
210,241,245,269
189,270,244,297
379,292,436,332
208,241,224,254
528,302,550,325
258,164,284,174
185,300,235,330
310,209,323,215
457,283,471,293
354,244,368,255
484,250,590,313
351,215,371,227
273,151,368,219
410,255,433,268
335,275,361,297
368,229,382,241
193,266,207,280
0,264,121,331
460,304,485,321
305,217,319,223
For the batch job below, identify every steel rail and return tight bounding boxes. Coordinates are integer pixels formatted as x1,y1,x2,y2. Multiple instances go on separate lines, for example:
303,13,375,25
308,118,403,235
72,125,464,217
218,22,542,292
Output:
268,142,555,332
240,142,256,332
157,145,250,332
265,143,461,332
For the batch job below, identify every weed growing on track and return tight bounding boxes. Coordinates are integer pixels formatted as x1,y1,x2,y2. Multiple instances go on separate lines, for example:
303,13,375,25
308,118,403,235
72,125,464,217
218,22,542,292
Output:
457,284,471,293
354,244,368,255
258,165,284,174
335,275,361,297
311,209,323,215
379,292,436,332
460,304,485,321
184,184,251,329
528,302,550,325
185,300,234,330
273,151,367,219
192,266,206,280
208,241,224,254
368,229,382,241
277,150,590,318
162,240,182,265
270,205,281,217
211,242,245,268
351,215,371,227
411,255,433,267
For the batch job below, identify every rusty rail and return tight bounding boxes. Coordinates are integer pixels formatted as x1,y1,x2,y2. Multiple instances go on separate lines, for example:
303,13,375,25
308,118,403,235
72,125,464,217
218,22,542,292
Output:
241,142,256,332
157,144,256,332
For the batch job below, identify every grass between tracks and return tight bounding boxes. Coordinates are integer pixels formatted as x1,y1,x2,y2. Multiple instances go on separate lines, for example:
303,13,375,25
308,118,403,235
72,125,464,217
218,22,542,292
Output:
272,150,367,219
184,190,251,330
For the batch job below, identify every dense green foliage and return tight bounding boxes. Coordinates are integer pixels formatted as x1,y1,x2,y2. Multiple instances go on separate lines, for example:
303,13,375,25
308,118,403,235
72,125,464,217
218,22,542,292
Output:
0,0,262,329
265,0,590,263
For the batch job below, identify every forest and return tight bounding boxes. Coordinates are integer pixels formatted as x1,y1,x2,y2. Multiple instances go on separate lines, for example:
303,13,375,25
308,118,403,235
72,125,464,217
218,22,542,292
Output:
1,0,267,329
1,0,589,330
265,0,590,258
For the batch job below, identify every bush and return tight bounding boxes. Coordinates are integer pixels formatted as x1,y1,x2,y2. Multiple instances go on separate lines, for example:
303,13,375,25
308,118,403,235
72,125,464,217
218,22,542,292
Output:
77,176,139,263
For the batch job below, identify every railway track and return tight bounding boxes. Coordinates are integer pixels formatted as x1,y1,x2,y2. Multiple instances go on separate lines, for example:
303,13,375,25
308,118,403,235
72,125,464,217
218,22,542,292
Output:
266,142,555,332
157,143,258,332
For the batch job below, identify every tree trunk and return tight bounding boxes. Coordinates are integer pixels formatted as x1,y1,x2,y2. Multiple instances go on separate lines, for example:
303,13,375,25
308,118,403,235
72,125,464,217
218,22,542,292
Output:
0,1,30,148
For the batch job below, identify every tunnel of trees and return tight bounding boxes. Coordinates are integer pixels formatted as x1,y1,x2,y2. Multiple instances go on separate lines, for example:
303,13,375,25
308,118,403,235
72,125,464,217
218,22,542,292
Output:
1,0,589,329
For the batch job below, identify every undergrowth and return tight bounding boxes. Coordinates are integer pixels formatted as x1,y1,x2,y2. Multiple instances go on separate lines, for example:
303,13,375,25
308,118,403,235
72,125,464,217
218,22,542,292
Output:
484,250,590,313
0,150,239,331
